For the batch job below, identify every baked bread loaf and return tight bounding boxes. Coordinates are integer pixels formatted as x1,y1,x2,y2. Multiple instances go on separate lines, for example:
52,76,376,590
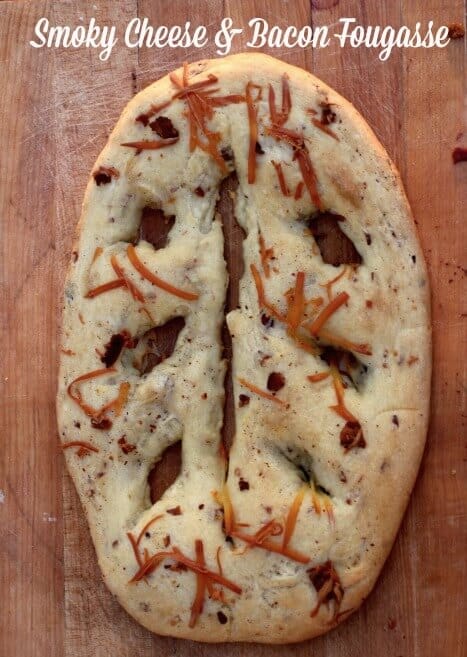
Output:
57,53,431,643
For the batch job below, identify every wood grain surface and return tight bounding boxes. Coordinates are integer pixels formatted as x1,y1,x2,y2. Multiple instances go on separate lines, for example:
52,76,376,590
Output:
0,1,465,656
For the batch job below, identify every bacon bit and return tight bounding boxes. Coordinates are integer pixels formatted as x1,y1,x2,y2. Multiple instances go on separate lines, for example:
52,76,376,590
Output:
167,506,182,516
93,166,119,186
340,421,366,452
91,246,103,264
246,82,262,184
282,486,306,549
407,355,419,366
308,560,344,618
110,254,146,303
250,263,286,322
126,244,198,301
311,118,339,141
268,74,291,127
189,539,207,628
294,181,305,200
259,232,274,278
61,348,75,356
238,377,287,407
320,267,348,302
318,329,372,356
149,116,179,139
267,372,285,392
308,291,349,336
271,160,291,196
101,331,134,368
118,435,136,454
85,279,126,299
91,416,112,430
307,371,331,383
62,441,99,457
121,138,179,150
329,366,357,423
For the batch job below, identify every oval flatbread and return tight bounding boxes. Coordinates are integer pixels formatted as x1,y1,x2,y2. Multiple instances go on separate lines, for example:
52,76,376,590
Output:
57,53,431,643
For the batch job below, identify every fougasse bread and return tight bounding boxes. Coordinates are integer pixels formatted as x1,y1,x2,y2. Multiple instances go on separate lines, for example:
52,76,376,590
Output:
57,53,431,643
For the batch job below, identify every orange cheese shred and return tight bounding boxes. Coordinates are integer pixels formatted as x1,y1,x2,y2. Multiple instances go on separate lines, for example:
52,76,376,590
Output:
238,377,287,407
308,291,349,336
61,440,99,456
307,371,331,383
121,138,179,150
259,233,274,278
286,272,306,333
282,486,307,549
311,118,339,141
271,160,291,197
189,539,208,628
67,367,116,418
294,181,305,200
320,267,348,302
110,254,146,303
129,543,242,596
318,329,372,356
329,366,357,423
250,263,287,321
126,244,198,301
246,82,260,184
268,73,291,127
85,279,126,299
266,124,323,210
91,246,103,264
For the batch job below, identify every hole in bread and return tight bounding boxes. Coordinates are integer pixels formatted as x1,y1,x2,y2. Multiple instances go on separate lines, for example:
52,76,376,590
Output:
137,207,175,250
148,441,182,504
217,173,245,458
319,346,367,390
307,211,362,266
276,444,332,497
135,317,185,375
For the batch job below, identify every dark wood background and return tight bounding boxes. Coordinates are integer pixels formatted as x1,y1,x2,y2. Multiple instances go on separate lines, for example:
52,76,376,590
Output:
0,1,465,656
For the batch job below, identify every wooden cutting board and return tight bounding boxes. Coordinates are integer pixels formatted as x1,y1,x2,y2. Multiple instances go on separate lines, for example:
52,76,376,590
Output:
1,1,465,656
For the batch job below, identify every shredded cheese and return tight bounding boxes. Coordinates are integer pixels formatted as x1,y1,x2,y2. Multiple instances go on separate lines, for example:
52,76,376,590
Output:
126,244,198,300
